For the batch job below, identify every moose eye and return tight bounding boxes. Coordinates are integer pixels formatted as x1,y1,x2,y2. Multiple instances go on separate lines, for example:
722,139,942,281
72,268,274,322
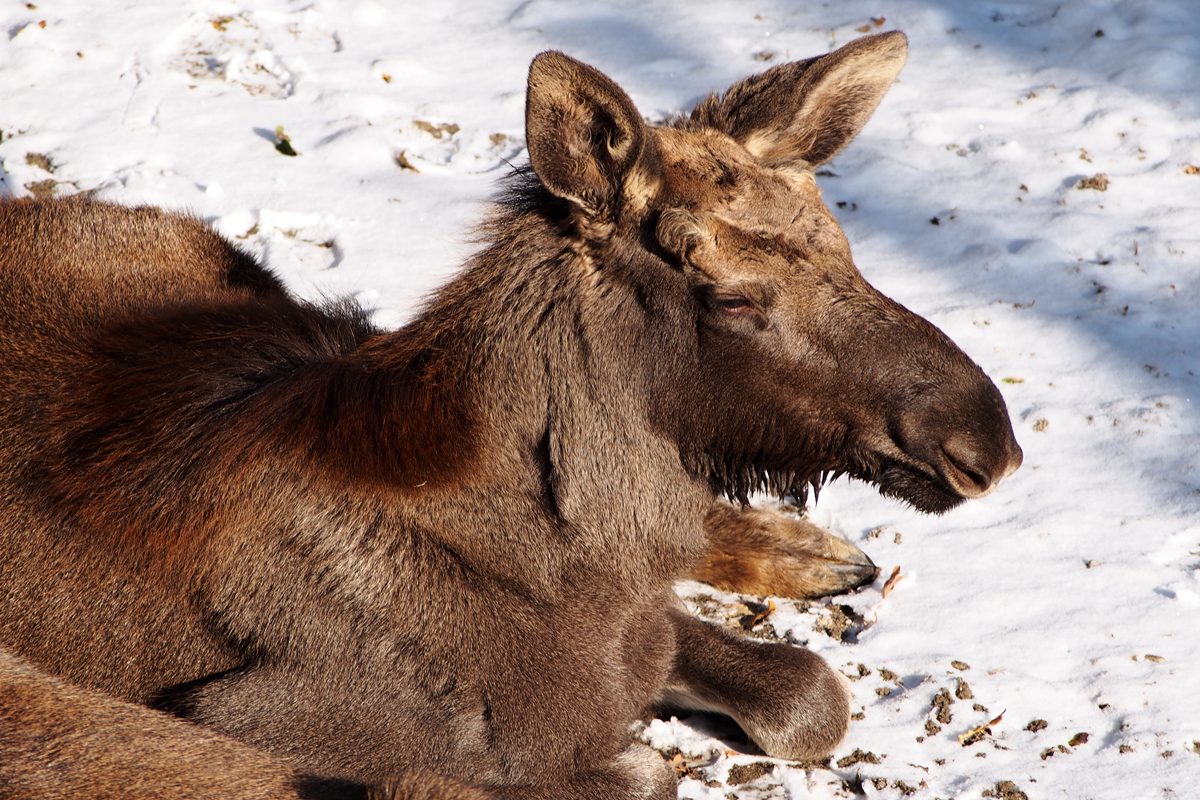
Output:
705,289,769,330
713,295,753,313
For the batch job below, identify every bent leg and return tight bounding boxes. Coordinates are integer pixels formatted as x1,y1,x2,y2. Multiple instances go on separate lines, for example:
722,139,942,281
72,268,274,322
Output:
169,656,672,800
690,501,878,598
0,646,489,800
662,606,851,761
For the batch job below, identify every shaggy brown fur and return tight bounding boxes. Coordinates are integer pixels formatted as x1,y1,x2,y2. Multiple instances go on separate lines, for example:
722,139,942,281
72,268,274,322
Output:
0,33,1020,799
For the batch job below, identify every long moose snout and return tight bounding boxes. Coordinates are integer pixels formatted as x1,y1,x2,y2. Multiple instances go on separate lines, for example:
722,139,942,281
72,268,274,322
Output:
845,291,1024,512
892,375,1024,502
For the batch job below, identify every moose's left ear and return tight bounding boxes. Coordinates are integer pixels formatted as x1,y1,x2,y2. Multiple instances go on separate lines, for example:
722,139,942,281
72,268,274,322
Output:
694,31,907,168
525,51,647,211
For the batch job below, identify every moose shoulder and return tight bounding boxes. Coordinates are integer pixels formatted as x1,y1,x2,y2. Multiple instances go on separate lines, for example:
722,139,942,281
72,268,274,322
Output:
0,32,1020,800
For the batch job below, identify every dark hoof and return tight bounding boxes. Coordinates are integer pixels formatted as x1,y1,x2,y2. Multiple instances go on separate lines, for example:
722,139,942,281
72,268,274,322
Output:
803,534,880,597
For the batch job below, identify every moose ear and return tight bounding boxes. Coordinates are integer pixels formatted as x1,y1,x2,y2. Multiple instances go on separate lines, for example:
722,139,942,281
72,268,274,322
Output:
525,51,647,210
694,31,907,168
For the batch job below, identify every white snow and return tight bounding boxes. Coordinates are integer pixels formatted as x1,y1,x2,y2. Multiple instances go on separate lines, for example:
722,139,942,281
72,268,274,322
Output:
2,1,1197,797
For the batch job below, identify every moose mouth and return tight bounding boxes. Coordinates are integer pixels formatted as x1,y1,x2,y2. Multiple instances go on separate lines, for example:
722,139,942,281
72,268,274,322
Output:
713,439,994,517
866,457,969,515
862,432,1021,515
744,458,965,517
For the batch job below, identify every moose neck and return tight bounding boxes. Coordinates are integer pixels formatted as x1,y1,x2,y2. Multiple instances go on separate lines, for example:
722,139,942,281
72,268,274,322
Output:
369,200,712,597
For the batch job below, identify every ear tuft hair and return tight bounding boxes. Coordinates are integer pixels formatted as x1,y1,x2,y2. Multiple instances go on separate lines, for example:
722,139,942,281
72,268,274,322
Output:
689,31,907,168
525,51,648,211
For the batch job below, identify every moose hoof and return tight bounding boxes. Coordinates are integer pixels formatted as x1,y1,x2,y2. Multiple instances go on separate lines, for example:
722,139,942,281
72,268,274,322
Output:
797,531,880,597
693,503,880,599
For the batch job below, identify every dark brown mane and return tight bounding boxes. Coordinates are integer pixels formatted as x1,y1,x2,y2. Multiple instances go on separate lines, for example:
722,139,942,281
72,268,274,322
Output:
47,296,480,565
490,163,564,222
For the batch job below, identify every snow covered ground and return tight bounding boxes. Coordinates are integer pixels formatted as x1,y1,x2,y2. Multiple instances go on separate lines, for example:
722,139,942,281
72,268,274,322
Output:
2,0,1197,797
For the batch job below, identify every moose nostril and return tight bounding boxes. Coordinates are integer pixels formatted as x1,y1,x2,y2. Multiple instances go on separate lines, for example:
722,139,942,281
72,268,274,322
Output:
943,449,988,491
889,376,1023,503
939,436,998,497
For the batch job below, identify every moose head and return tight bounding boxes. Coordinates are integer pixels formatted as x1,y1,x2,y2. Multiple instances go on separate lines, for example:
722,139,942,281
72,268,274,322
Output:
523,32,1022,516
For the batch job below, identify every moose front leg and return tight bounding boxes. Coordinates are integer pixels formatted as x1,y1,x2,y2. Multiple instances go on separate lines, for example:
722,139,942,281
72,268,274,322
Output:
690,501,879,598
486,743,676,800
169,637,679,800
661,605,851,761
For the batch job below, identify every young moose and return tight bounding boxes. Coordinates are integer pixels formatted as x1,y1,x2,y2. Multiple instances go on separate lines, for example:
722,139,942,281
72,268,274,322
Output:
0,32,1022,799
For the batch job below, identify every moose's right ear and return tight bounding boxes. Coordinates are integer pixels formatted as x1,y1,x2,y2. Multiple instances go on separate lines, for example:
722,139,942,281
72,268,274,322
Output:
525,51,647,212
694,31,907,168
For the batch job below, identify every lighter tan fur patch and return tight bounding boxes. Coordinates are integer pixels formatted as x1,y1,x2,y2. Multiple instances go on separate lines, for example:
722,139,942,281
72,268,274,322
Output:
621,165,662,213
743,130,782,160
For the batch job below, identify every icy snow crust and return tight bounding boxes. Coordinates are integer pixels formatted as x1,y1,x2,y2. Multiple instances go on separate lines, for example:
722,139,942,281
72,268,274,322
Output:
1,1,1197,797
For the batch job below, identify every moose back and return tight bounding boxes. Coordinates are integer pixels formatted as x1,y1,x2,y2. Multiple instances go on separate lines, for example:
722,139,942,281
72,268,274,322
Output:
0,32,1021,800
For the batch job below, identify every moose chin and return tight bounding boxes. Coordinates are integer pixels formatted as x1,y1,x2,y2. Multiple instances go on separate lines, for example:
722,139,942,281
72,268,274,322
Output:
0,31,1020,800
